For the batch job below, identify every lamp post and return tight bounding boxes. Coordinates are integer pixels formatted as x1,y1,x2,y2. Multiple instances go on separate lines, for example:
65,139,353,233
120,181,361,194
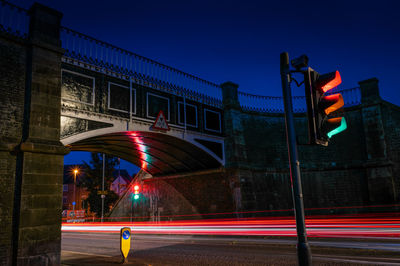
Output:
73,169,78,212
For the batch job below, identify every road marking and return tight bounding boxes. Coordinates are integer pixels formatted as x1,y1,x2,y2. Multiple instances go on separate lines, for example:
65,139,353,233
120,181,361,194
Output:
62,250,113,258
314,254,400,262
316,257,400,265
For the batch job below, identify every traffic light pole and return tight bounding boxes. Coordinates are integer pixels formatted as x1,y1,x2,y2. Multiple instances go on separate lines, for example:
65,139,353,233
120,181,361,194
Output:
101,153,105,223
280,52,312,266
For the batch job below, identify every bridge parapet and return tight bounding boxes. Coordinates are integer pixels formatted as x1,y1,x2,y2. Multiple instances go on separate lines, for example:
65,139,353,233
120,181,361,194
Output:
59,61,225,139
60,27,223,108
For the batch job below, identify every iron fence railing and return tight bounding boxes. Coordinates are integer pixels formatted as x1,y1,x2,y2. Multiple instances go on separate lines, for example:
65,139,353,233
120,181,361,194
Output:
0,0,28,38
326,86,361,106
238,92,284,113
60,26,223,108
239,87,361,113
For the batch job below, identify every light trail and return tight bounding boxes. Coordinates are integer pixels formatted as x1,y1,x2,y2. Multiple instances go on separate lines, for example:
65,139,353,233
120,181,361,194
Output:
62,213,400,239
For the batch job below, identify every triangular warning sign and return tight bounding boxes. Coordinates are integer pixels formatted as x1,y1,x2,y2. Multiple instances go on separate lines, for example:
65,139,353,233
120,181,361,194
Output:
152,110,170,131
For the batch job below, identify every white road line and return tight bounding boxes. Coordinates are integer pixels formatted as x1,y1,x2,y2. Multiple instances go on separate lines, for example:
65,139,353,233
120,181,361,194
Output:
316,256,400,265
62,250,113,258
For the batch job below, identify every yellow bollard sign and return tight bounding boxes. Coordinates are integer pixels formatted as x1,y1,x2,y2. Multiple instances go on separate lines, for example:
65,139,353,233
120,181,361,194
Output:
120,227,131,263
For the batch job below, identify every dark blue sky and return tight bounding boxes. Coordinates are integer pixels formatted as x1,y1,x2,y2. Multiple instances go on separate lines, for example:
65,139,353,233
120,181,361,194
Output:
16,0,400,173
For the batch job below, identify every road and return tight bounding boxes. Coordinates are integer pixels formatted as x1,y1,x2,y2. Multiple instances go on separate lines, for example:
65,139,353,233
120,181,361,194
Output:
62,232,400,265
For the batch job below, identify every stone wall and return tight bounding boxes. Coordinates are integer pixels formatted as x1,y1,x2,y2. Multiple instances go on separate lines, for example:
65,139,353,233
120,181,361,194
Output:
0,32,27,266
222,79,400,216
381,102,400,201
0,4,66,265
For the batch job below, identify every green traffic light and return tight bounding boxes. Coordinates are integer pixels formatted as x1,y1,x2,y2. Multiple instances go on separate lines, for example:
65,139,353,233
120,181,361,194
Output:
327,117,347,138
134,194,139,200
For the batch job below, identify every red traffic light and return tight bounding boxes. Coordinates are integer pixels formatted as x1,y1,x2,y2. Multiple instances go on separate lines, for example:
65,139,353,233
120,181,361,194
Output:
316,71,341,93
132,184,140,194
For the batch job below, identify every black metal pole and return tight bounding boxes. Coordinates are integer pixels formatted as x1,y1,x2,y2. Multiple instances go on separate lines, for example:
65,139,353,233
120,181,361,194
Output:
280,52,312,266
101,153,105,223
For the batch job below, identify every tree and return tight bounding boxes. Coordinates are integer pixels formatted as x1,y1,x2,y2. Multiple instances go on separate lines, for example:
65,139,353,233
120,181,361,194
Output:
79,153,119,217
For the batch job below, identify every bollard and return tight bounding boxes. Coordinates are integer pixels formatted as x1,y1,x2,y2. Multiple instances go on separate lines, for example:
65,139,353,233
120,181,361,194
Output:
120,227,131,263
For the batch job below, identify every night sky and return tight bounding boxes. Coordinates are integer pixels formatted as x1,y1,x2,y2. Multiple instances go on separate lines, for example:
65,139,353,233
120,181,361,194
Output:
15,0,400,173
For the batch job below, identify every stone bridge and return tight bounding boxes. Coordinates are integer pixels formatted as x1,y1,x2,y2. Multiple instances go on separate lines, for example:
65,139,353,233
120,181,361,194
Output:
1,2,400,265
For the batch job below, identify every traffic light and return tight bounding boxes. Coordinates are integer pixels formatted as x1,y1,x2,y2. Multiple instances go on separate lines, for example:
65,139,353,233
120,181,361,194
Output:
305,69,347,146
132,184,140,200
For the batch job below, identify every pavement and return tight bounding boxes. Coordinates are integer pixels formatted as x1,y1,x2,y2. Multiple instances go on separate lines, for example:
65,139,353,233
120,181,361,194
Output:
61,232,400,265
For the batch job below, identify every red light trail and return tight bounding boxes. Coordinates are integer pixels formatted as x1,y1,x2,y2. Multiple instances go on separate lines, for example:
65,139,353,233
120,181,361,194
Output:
62,213,400,239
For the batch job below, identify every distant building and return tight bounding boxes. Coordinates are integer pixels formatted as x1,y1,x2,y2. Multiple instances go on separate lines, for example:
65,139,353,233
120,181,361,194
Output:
110,169,133,196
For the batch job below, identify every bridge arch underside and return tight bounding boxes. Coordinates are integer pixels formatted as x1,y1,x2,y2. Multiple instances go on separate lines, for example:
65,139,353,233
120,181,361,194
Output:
67,131,222,176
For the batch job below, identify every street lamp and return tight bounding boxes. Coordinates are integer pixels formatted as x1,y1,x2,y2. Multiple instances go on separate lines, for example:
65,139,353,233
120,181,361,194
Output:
73,169,79,213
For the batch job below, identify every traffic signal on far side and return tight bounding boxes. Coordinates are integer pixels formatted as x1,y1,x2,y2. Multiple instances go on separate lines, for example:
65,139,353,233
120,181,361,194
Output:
132,184,140,200
305,69,347,146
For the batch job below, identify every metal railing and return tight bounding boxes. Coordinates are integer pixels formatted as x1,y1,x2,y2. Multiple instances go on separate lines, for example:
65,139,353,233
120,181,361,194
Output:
0,0,28,38
326,86,361,106
238,92,284,113
239,87,361,113
60,27,223,108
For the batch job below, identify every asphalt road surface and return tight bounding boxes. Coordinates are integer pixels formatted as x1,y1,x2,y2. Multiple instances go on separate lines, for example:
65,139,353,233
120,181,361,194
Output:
61,232,400,265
